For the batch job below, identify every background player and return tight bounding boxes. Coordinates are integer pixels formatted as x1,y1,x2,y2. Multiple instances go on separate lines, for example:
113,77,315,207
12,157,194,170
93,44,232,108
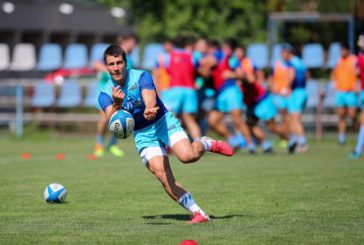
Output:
281,44,309,153
204,39,256,152
331,43,358,145
349,36,364,159
156,35,201,141
98,45,234,224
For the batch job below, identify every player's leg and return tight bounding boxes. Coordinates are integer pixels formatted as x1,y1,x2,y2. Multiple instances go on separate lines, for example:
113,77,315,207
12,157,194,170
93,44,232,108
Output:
348,107,357,127
181,113,201,141
280,110,290,140
230,109,255,153
349,92,364,159
289,112,308,153
249,120,273,153
95,110,107,157
287,89,308,153
162,112,233,162
337,107,347,145
144,153,209,223
181,89,201,141
272,95,290,143
266,119,289,140
350,110,364,159
226,85,255,152
171,135,233,163
208,110,230,138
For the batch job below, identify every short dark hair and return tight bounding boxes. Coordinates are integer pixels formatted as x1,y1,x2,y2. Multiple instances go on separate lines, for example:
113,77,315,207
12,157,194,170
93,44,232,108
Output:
184,35,196,46
103,45,127,64
208,39,220,49
224,38,238,50
340,42,350,50
281,43,294,53
173,35,185,48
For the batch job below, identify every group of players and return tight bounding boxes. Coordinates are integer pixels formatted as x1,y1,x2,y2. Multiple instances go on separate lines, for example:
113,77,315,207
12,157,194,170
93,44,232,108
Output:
151,36,308,155
93,34,364,160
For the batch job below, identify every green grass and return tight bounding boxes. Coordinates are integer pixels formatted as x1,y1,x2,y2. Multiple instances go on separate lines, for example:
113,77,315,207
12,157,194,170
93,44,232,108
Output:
0,135,363,244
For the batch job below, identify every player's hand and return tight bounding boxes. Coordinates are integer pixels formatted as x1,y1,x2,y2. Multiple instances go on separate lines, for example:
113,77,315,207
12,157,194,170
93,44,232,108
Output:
144,107,159,121
112,86,125,104
222,70,236,79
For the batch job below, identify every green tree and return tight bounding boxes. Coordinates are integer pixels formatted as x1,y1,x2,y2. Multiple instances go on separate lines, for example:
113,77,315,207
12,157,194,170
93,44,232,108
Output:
99,0,267,46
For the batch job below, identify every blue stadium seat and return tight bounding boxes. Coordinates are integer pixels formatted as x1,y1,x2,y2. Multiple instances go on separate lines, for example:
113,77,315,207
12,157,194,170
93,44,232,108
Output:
247,43,268,69
37,43,62,71
130,46,140,68
327,43,341,69
31,81,56,107
270,44,283,67
57,79,82,108
302,43,324,69
305,79,320,109
141,43,165,70
64,44,88,69
89,43,109,66
84,80,98,108
322,81,336,109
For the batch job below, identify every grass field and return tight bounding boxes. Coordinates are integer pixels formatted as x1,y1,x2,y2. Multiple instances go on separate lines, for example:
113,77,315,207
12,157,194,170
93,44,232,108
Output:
0,134,363,244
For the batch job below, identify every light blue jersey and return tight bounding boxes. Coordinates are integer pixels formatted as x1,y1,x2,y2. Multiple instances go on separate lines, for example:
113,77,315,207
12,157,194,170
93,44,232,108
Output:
98,69,168,131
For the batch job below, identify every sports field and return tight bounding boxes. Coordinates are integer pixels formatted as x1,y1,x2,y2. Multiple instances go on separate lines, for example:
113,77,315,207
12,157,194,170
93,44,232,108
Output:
0,134,363,244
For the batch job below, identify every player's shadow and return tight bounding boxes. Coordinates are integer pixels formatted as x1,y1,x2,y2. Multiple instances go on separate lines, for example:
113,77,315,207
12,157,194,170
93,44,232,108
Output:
142,214,248,221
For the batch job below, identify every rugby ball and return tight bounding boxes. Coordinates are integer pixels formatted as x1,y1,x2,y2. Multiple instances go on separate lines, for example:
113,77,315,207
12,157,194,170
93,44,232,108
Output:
44,183,67,203
109,110,135,139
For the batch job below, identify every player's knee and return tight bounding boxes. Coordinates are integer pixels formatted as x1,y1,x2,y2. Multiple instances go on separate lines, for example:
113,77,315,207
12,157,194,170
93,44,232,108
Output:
178,152,198,164
208,116,216,127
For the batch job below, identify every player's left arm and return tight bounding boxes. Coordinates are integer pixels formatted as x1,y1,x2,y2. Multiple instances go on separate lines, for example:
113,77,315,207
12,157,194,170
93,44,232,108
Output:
140,72,160,120
99,86,125,122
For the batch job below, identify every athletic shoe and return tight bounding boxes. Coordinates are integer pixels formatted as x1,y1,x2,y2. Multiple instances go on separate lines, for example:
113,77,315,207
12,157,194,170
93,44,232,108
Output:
94,144,104,157
263,147,274,154
296,144,309,153
201,137,234,156
228,136,241,150
348,151,361,160
247,144,257,154
288,142,297,154
108,145,124,157
188,212,210,224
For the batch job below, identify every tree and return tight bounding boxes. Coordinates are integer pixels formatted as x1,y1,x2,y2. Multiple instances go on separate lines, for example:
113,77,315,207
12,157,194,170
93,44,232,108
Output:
98,0,267,45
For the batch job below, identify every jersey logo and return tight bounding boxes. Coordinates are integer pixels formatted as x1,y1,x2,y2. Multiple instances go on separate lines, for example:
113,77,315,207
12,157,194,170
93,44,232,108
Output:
122,94,143,113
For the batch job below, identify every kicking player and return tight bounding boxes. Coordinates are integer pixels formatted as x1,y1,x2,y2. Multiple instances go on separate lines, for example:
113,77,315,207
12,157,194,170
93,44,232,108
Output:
98,45,234,224
349,36,364,159
331,44,358,145
281,44,309,153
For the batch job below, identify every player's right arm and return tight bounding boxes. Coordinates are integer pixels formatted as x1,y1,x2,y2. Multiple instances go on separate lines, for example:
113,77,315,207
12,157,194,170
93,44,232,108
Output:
99,86,125,121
